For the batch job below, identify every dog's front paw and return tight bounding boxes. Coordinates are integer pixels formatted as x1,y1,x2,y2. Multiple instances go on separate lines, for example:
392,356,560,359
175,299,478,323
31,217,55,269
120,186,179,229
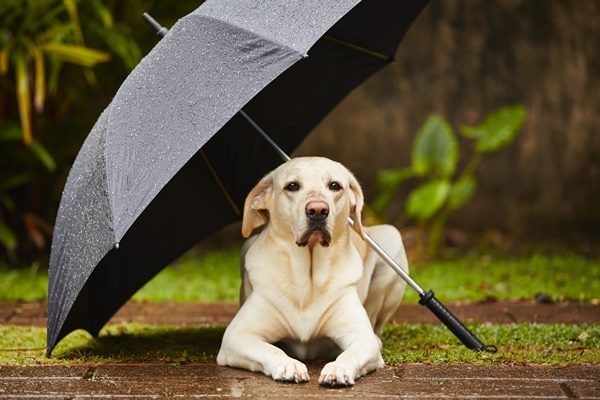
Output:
318,361,357,387
270,359,310,383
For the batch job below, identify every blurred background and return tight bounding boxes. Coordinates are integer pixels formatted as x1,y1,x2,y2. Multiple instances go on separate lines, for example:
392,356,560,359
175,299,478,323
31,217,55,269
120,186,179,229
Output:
1,0,599,270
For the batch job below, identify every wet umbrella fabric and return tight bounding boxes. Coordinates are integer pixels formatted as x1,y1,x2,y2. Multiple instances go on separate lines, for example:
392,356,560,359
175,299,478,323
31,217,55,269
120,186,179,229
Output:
47,0,428,355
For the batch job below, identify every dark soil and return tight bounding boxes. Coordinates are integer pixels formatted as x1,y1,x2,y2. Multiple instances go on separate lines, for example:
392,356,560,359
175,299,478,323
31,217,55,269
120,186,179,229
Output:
2,300,598,327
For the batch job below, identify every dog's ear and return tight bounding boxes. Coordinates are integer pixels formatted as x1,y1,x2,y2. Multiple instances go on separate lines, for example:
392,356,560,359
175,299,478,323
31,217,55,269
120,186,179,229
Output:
348,171,365,238
241,173,274,238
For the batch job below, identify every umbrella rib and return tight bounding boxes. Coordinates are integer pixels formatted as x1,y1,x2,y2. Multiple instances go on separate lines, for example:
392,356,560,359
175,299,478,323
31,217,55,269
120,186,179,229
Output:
323,35,392,61
199,149,241,217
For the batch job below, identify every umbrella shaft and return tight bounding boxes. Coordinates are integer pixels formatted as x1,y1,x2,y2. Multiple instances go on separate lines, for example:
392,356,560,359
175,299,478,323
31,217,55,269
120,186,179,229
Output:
238,110,291,162
348,217,424,295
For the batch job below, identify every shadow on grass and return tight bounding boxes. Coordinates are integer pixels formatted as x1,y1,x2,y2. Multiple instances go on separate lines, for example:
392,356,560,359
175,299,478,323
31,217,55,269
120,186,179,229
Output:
3,322,598,365
53,324,225,364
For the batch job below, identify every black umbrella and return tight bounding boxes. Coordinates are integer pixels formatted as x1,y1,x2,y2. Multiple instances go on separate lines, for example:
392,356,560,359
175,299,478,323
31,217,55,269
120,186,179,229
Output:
47,0,494,356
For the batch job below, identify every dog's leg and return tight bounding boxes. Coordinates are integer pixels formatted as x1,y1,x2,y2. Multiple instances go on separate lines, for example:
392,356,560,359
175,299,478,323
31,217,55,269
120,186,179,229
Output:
362,225,408,335
217,296,310,383
318,293,384,387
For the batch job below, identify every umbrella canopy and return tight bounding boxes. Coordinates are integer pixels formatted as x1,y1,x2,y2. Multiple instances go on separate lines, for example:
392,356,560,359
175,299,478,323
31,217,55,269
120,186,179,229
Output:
47,0,428,355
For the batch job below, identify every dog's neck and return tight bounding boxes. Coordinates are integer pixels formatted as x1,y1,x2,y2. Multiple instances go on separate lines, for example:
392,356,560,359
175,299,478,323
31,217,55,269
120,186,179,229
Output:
260,224,362,305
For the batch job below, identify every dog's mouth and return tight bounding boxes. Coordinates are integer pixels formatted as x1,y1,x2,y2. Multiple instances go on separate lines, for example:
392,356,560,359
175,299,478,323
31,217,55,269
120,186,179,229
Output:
295,222,332,247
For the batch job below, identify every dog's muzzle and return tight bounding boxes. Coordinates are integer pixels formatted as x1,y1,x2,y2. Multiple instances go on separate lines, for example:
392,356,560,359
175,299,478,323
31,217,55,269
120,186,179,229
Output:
296,201,332,247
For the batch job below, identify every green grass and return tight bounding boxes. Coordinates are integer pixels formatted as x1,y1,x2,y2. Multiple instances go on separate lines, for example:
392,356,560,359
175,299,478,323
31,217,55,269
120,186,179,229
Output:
1,251,598,303
0,323,598,366
132,251,241,302
0,262,48,302
404,253,600,303
382,323,599,364
3,250,596,367
0,250,242,303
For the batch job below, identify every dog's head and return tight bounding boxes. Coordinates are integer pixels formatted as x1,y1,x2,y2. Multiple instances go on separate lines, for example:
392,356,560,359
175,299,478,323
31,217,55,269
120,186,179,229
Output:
241,157,364,247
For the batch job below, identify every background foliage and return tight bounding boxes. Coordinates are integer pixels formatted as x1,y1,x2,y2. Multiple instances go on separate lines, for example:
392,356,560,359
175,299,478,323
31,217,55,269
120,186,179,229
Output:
372,105,526,258
1,0,598,267
0,0,199,266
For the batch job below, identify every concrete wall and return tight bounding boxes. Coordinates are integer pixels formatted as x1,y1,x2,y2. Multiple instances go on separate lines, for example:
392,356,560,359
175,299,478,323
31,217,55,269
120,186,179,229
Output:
295,0,600,239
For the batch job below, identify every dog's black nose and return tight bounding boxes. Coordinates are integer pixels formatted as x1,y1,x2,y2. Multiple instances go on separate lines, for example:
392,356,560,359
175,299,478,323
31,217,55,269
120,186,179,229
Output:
306,201,329,221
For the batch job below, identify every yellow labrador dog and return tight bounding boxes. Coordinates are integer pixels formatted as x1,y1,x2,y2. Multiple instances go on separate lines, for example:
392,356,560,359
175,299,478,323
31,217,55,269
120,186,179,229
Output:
217,157,408,386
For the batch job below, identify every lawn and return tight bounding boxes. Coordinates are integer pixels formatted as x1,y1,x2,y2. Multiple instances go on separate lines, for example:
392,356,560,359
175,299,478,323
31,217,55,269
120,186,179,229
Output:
1,251,598,303
1,250,598,367
1,323,598,366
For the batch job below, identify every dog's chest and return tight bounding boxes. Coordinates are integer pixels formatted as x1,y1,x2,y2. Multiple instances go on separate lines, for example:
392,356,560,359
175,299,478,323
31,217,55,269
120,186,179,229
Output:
280,295,338,342
264,274,359,342
246,239,364,341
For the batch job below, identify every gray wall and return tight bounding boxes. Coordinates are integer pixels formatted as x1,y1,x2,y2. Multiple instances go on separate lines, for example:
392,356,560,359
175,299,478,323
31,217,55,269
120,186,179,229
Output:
295,0,600,239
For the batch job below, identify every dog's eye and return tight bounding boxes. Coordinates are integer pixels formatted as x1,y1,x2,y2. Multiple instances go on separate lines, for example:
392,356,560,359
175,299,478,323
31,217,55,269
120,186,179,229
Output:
329,181,342,191
285,181,300,192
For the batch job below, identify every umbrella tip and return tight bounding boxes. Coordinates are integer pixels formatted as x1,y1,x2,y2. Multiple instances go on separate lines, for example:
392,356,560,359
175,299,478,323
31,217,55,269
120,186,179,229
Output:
142,12,168,38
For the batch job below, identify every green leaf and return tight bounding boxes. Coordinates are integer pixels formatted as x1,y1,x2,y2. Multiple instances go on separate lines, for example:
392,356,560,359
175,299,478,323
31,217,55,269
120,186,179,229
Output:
0,121,55,171
371,192,395,218
0,122,22,141
0,49,8,75
13,52,32,145
29,45,46,112
448,177,477,210
62,0,84,44
0,221,17,251
91,0,113,27
460,105,526,153
0,194,15,212
92,24,141,70
376,168,413,190
0,173,33,191
406,179,451,220
371,168,413,217
37,23,77,44
29,140,56,172
41,43,110,67
412,115,458,178
459,126,479,139
47,56,61,95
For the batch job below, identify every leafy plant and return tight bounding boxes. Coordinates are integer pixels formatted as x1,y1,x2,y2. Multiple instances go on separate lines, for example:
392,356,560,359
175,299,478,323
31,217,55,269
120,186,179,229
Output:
372,105,527,258
0,0,115,144
0,121,56,253
0,0,143,262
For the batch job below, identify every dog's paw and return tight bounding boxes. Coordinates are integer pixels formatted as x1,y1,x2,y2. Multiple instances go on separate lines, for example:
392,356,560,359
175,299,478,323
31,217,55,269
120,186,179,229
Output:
318,361,356,387
271,360,310,383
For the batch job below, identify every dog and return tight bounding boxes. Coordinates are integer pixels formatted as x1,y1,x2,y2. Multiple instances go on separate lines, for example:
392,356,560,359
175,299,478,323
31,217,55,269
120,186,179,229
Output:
217,157,409,386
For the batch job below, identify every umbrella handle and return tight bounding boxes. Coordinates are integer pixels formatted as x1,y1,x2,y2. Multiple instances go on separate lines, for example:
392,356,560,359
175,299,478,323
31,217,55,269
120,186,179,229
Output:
419,290,497,352
143,11,496,354
354,216,496,352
